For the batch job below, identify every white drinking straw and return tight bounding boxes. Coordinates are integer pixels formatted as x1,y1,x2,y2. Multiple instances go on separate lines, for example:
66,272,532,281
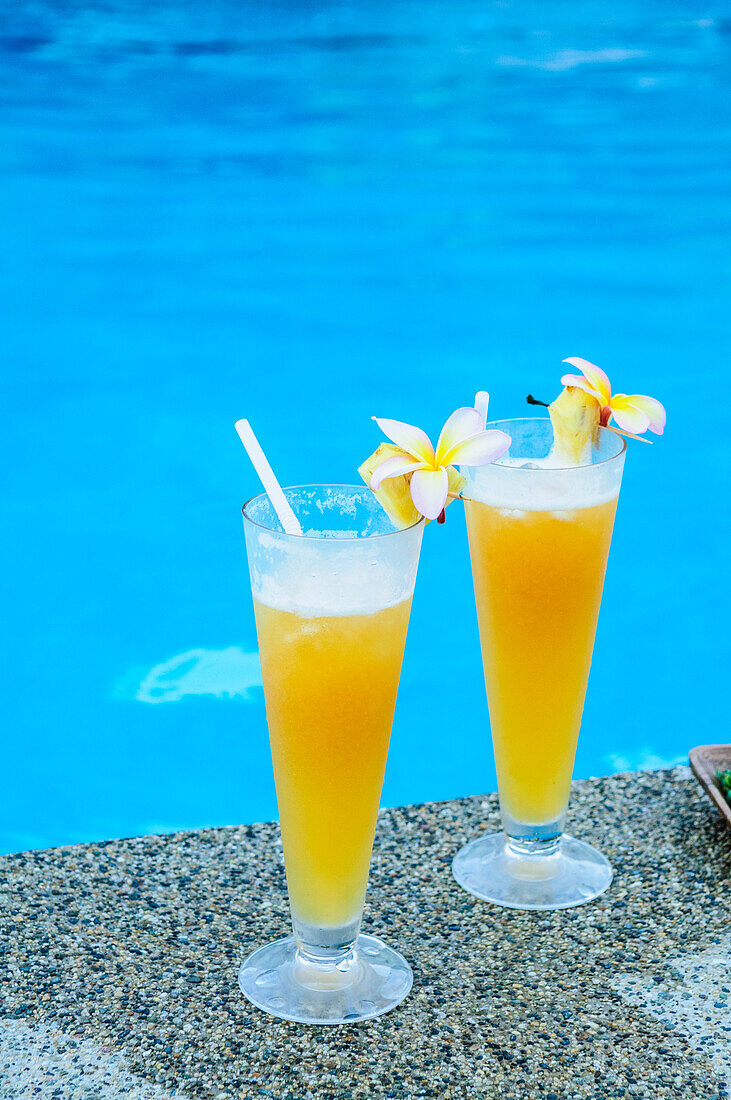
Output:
234,419,303,536
474,391,489,429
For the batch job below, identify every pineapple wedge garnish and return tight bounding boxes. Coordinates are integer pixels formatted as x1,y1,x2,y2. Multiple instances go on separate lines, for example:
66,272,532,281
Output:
359,444,420,528
549,385,600,466
359,443,466,527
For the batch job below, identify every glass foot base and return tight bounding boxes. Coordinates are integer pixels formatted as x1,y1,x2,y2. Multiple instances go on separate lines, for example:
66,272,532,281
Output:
452,832,612,910
238,933,413,1024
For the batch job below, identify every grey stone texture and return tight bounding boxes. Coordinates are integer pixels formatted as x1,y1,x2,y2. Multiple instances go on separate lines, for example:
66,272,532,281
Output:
1,766,729,1098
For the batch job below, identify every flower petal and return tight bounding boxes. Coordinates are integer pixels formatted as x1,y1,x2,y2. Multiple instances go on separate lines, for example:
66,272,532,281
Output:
607,397,650,435
559,374,606,405
562,357,612,404
409,466,449,520
372,417,435,464
369,454,427,491
448,428,512,467
613,393,666,436
435,406,484,465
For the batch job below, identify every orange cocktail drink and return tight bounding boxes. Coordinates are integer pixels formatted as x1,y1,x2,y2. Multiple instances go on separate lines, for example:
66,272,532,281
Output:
239,484,423,1024
253,597,412,930
453,418,626,911
466,496,617,825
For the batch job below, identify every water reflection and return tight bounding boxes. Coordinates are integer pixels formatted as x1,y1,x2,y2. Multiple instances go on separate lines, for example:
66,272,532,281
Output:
133,646,262,704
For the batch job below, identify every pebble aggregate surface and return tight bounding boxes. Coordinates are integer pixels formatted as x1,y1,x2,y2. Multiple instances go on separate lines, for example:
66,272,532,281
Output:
1,767,730,1099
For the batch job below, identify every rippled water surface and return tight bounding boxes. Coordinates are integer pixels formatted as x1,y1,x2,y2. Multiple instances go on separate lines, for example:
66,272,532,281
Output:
2,1,729,852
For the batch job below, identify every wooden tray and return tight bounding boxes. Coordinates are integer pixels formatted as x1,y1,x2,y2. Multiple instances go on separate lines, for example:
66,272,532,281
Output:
689,744,731,826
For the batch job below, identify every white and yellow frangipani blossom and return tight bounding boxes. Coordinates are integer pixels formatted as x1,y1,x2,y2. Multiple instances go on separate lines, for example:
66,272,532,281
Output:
561,357,666,437
370,406,511,521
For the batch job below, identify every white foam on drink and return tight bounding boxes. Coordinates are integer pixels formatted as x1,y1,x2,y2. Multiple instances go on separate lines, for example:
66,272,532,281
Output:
464,454,621,513
251,565,407,618
247,527,422,618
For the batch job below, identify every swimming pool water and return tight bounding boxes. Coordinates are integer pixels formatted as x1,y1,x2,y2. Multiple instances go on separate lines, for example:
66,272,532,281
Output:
1,1,729,853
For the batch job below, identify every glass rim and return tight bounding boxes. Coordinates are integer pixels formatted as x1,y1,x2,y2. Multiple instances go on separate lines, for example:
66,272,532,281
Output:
485,416,627,470
241,482,425,541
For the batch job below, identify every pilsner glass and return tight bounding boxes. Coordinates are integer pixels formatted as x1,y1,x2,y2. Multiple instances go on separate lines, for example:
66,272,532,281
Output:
238,485,423,1023
453,419,626,910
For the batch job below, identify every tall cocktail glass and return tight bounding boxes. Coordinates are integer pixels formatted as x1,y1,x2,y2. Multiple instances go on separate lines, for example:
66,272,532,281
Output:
238,485,423,1022
453,419,626,909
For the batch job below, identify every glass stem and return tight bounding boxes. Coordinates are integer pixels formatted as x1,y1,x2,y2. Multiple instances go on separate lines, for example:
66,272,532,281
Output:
505,834,561,859
501,805,567,860
291,913,362,989
291,913,361,964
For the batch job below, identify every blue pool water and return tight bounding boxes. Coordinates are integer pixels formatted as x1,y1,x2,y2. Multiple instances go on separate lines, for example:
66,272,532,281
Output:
1,1,729,854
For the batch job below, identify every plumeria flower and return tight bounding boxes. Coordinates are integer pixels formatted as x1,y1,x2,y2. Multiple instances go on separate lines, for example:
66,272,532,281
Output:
369,406,511,520
561,357,666,437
